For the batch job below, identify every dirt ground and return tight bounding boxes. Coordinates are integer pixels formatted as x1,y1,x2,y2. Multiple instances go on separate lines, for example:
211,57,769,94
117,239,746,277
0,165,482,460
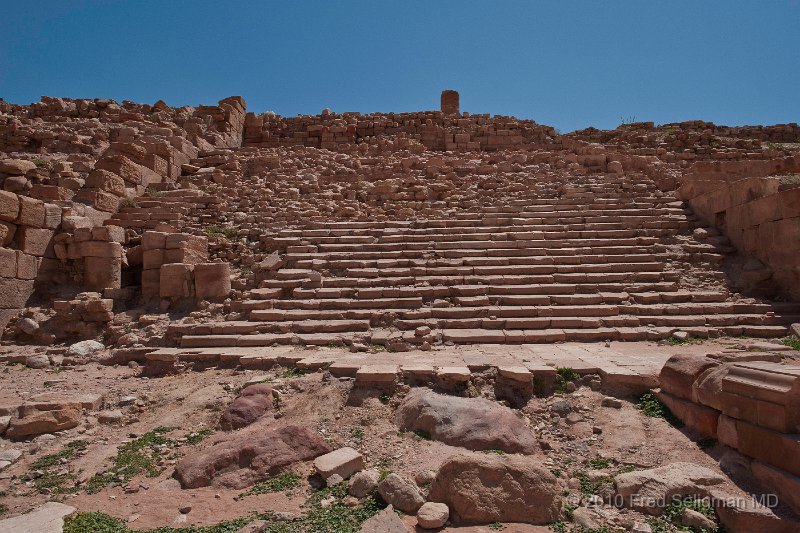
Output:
0,339,796,531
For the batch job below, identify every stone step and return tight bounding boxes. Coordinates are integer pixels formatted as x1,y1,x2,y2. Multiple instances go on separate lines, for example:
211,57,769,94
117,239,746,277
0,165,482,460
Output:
282,244,725,262
269,224,689,245
261,271,688,291
310,237,663,253
177,323,790,348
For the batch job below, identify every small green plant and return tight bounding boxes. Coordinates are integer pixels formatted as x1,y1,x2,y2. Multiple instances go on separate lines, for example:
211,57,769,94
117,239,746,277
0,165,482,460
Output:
238,473,302,497
556,366,580,392
119,197,139,209
588,456,614,469
186,428,214,445
637,392,683,427
550,521,567,533
351,427,365,440
577,471,614,497
33,158,50,169
550,468,562,478
279,367,306,379
205,225,240,240
32,439,88,469
484,449,506,455
783,337,800,351
303,481,387,533
617,464,638,474
30,440,88,495
649,496,718,533
0,503,7,516
378,468,392,481
144,186,164,197
667,336,703,346
378,393,391,404
85,427,174,493
489,522,505,531
412,429,431,441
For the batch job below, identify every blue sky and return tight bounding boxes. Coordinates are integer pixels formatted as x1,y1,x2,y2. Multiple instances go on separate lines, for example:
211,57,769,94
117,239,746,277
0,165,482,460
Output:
1,1,798,132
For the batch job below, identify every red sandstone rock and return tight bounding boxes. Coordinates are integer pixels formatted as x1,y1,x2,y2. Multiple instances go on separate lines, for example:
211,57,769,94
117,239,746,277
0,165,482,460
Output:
218,383,274,431
173,423,331,489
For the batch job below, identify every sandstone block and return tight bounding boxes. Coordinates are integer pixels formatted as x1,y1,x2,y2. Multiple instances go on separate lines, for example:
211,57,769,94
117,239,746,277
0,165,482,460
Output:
0,221,16,245
0,278,34,308
80,240,122,258
0,190,20,222
91,225,126,243
84,256,121,290
160,262,194,298
85,169,125,196
0,159,36,175
43,203,62,229
16,251,37,280
314,447,364,481
194,262,231,302
0,248,16,278
15,227,54,257
15,195,45,227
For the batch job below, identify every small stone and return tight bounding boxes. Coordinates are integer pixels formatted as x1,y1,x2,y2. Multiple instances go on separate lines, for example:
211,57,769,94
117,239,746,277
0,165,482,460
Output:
25,354,50,369
416,502,449,529
678,507,717,530
672,331,689,341
66,340,105,357
377,473,424,513
414,470,436,486
348,468,380,498
343,496,359,507
179,505,192,514
98,410,124,425
631,522,653,533
565,381,578,393
601,397,623,409
17,317,39,335
551,400,572,417
415,325,431,337
326,473,344,487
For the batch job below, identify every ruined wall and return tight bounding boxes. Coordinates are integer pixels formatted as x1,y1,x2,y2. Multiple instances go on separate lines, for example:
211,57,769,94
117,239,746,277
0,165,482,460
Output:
242,111,557,152
678,156,800,299
0,96,247,332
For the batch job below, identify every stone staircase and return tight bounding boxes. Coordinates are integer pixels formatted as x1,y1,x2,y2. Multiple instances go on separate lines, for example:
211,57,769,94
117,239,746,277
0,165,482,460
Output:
166,174,800,348
104,189,218,236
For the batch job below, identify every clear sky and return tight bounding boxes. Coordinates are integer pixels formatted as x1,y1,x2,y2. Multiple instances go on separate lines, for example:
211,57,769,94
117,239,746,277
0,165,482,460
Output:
1,0,798,133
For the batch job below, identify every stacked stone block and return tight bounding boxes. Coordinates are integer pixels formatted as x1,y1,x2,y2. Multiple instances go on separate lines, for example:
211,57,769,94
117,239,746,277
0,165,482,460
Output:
140,229,231,304
53,225,126,290
0,160,64,328
657,355,800,514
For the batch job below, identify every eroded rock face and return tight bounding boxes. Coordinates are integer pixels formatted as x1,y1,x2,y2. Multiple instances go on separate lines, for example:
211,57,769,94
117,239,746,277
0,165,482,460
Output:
395,388,537,454
174,423,331,489
614,462,726,515
219,383,274,431
428,452,562,524
5,401,82,439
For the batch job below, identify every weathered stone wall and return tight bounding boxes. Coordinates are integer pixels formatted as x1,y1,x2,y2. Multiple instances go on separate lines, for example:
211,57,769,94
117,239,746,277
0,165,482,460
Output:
678,156,800,299
242,110,557,152
658,354,800,515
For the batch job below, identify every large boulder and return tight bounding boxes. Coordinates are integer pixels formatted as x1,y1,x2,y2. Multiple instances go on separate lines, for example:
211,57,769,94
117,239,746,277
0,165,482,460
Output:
427,452,562,524
174,423,331,489
614,462,726,515
219,384,274,430
5,401,82,439
395,389,537,454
